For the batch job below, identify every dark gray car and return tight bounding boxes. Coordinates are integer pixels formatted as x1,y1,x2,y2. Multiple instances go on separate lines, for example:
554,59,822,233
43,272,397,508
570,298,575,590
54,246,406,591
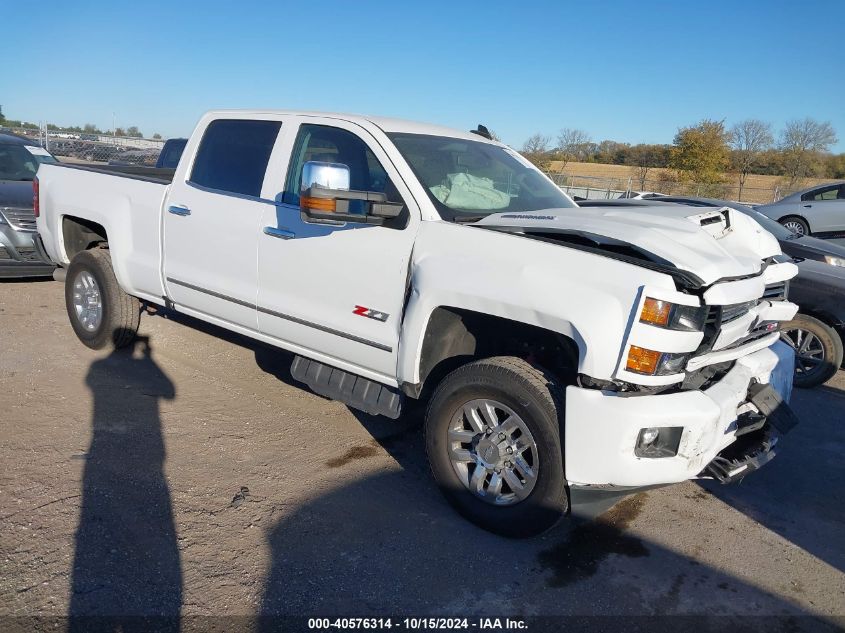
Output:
756,181,845,239
0,133,56,277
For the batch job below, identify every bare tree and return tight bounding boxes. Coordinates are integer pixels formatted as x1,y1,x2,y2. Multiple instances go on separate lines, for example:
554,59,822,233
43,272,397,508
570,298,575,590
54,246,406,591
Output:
779,118,838,187
625,144,665,189
730,119,773,200
521,133,552,170
556,128,592,170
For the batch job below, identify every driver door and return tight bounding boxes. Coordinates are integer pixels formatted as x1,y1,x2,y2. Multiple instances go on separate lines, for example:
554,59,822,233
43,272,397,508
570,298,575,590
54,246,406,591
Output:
256,119,420,382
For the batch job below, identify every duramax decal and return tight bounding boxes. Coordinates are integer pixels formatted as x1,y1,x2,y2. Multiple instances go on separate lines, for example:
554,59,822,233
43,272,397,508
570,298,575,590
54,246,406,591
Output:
500,214,556,220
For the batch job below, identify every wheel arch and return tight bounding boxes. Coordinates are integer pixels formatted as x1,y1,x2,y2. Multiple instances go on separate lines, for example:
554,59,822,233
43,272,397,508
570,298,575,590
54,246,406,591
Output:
402,305,580,399
794,308,845,337
62,215,108,260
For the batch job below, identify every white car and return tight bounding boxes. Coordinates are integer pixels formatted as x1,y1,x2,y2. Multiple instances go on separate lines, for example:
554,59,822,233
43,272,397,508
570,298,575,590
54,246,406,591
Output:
35,110,799,537
617,190,667,200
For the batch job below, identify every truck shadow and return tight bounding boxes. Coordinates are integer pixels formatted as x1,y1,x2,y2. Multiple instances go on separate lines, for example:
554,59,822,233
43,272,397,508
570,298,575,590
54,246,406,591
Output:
697,384,845,575
68,336,182,632
255,468,838,626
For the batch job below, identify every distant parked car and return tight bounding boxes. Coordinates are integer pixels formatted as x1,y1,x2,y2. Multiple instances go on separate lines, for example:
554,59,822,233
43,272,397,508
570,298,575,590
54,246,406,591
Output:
0,133,56,277
580,196,845,387
108,148,159,167
155,138,187,169
616,190,666,199
756,182,845,238
74,143,125,163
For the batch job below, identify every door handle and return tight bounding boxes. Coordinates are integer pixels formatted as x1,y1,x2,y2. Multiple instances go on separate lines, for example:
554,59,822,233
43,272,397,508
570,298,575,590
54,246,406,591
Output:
263,226,296,240
168,205,191,216
803,204,812,208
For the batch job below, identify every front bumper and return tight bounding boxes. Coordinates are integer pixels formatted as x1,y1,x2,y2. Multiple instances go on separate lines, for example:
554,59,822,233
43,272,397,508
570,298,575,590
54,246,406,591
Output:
0,227,55,278
564,343,794,487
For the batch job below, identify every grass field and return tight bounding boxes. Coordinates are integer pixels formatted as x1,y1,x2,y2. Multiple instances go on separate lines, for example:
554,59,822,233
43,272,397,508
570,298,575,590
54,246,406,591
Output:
546,161,833,204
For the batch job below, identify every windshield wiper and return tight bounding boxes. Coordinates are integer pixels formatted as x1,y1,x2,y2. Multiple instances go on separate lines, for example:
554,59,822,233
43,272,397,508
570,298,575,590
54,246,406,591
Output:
453,215,486,224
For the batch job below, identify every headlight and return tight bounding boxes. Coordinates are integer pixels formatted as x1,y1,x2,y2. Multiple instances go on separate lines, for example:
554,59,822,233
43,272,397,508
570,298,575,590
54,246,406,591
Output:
639,297,708,332
824,255,845,267
626,345,690,376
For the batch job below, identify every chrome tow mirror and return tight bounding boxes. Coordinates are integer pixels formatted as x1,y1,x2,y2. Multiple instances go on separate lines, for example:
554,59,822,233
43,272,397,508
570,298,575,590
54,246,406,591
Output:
299,161,403,224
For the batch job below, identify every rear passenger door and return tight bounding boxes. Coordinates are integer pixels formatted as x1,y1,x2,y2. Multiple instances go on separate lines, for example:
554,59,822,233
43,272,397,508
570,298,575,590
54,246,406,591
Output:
802,184,845,235
163,117,283,330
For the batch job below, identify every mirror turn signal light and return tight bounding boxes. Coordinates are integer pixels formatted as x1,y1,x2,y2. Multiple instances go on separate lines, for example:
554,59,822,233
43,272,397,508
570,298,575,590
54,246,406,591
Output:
300,196,337,212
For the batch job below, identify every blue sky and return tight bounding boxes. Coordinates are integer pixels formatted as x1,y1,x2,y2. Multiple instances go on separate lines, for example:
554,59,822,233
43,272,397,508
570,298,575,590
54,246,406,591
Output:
2,0,843,151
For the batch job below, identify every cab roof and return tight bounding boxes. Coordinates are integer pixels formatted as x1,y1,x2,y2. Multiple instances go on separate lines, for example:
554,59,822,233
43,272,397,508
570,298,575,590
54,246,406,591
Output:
203,109,498,144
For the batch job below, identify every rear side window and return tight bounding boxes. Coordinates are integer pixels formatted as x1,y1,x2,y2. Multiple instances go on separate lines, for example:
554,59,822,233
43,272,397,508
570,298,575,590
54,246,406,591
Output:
802,185,839,201
190,119,281,197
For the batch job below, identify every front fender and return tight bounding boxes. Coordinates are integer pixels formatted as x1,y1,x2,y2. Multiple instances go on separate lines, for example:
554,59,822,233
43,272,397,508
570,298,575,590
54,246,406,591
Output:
397,222,677,385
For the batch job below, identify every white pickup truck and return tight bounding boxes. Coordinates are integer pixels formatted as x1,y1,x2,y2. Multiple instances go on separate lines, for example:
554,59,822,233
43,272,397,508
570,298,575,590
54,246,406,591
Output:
36,110,801,537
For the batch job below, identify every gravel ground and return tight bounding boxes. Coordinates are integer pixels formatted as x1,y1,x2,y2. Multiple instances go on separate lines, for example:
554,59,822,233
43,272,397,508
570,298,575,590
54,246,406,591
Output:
1,279,843,628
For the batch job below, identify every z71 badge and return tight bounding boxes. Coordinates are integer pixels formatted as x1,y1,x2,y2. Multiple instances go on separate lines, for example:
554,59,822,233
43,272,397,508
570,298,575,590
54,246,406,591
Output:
353,305,389,322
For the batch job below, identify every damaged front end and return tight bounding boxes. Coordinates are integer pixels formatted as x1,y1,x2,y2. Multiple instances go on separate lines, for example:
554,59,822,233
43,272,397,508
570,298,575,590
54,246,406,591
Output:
703,380,801,484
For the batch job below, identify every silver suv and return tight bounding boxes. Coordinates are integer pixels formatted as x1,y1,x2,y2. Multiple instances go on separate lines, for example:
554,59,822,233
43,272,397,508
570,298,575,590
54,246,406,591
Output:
0,133,56,277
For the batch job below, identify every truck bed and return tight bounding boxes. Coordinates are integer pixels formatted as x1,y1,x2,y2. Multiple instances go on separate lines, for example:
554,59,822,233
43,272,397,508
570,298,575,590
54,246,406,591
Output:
36,161,170,302
55,161,176,184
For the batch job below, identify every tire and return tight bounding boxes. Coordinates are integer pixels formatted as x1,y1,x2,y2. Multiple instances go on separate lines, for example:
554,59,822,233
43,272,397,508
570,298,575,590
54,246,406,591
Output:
65,248,140,350
779,215,810,237
425,356,568,538
779,314,843,388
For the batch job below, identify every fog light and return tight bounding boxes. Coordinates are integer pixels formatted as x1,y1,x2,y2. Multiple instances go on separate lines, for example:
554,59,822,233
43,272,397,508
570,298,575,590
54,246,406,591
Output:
640,427,660,446
635,426,683,458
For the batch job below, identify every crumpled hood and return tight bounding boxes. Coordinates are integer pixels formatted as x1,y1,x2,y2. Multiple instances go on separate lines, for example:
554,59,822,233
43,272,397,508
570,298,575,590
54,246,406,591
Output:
474,205,782,286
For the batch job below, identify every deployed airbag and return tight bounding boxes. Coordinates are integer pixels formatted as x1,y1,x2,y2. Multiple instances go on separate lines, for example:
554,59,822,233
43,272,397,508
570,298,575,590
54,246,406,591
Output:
430,172,510,210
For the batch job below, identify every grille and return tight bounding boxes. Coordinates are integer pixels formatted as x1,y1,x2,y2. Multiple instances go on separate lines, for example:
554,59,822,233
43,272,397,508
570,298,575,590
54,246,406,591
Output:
694,280,787,357
1,207,37,231
720,300,757,323
15,247,42,262
763,282,787,301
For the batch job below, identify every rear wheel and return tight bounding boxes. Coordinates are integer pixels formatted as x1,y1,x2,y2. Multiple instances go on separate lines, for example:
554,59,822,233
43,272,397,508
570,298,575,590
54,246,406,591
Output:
65,248,140,350
425,356,568,538
779,314,843,388
779,215,810,237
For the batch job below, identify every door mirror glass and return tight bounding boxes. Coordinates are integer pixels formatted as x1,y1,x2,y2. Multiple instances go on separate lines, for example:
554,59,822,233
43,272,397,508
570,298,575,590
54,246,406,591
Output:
301,161,350,191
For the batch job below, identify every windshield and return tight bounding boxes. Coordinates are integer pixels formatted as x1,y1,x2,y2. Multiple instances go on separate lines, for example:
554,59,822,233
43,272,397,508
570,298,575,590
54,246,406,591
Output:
0,143,58,181
387,133,576,220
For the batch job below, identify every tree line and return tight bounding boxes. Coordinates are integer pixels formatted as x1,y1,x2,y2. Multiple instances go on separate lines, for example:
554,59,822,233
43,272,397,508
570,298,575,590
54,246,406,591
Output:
0,110,161,140
522,118,841,197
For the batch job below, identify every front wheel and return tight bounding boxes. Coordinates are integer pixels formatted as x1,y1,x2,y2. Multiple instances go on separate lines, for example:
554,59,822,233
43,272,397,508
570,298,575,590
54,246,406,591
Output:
779,215,810,237
425,356,568,538
65,248,141,350
779,314,843,388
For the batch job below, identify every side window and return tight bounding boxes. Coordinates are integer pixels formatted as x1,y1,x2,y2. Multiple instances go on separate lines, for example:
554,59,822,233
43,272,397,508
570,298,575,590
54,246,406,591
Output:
283,124,399,205
803,185,839,201
190,119,281,197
